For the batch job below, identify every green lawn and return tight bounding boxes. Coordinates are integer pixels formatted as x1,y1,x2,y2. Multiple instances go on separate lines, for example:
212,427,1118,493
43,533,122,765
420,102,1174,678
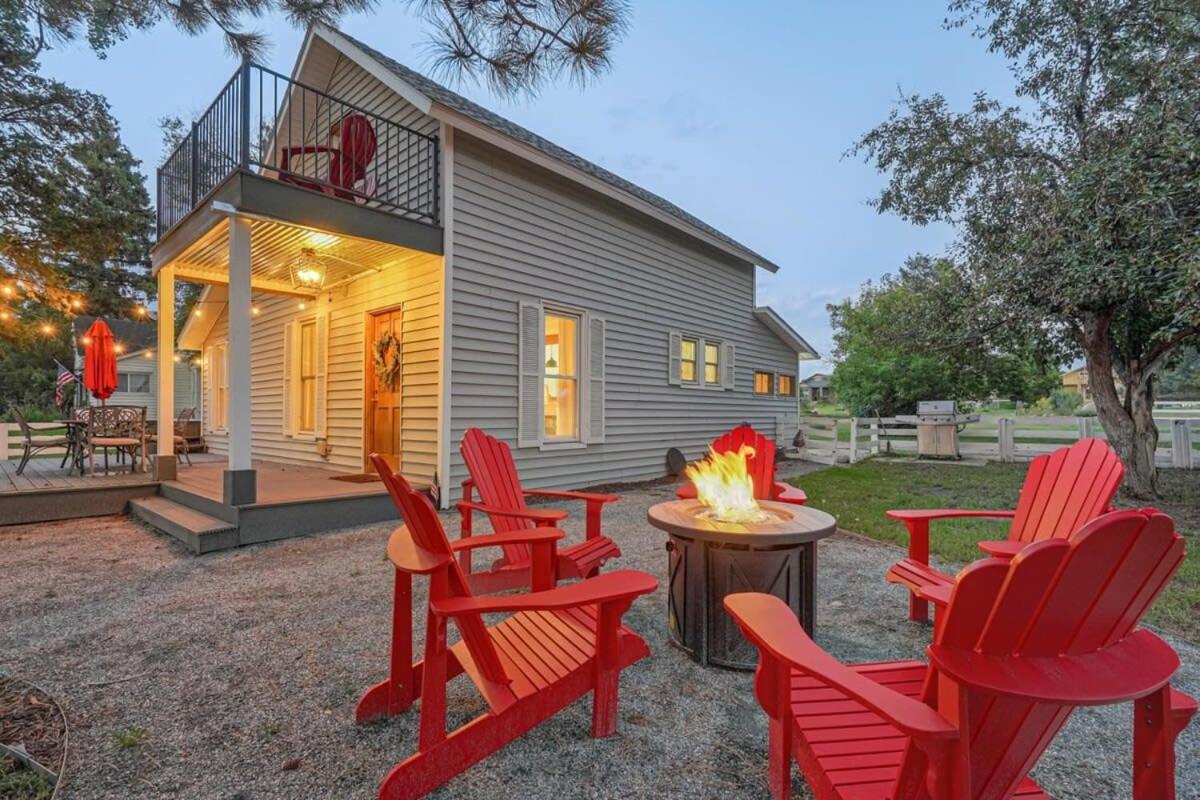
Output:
791,460,1200,641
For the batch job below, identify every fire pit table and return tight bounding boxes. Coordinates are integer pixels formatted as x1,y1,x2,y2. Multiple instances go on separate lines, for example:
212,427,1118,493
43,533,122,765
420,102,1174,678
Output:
648,499,836,670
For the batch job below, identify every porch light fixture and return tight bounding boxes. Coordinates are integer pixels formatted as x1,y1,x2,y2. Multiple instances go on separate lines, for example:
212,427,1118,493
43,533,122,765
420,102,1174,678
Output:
290,248,326,291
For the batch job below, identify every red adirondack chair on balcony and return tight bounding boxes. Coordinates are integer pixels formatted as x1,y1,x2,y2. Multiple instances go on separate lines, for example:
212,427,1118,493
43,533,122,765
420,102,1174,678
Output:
279,112,377,202
676,423,807,505
457,427,622,593
886,437,1123,623
727,508,1196,800
356,455,656,799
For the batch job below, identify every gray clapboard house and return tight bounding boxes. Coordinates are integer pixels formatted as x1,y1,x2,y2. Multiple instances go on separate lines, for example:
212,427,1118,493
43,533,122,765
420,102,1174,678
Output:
146,24,816,547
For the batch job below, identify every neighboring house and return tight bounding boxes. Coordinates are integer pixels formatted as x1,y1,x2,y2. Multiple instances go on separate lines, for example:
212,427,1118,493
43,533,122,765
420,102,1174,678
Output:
1061,366,1122,401
799,372,833,402
71,316,200,420
153,24,818,511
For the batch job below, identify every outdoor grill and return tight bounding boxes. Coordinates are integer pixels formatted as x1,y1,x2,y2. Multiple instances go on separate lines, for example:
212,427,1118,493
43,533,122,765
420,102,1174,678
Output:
648,499,835,670
898,400,980,459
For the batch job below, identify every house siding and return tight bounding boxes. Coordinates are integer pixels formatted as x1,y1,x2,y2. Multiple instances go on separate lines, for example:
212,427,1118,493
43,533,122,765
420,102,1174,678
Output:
78,353,200,421
448,133,800,495
200,252,443,484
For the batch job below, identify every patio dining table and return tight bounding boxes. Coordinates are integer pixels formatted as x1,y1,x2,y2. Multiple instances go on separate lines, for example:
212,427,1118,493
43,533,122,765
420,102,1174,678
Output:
57,418,88,475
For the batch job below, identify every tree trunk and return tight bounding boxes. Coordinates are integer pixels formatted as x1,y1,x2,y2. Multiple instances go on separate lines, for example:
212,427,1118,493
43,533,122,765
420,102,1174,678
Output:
1081,318,1159,498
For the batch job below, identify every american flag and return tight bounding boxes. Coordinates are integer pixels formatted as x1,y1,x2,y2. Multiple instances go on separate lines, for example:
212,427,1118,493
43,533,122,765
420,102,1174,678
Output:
54,360,77,408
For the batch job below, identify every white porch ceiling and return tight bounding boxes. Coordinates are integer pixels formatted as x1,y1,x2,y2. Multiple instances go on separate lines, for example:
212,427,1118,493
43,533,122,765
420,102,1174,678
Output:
172,216,425,296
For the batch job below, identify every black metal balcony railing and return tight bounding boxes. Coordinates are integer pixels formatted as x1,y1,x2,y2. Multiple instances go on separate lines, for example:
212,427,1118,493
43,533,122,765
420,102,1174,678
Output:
156,63,440,237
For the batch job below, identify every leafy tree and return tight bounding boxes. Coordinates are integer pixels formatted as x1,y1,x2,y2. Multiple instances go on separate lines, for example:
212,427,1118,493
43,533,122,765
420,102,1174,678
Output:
1157,345,1200,400
850,0,1200,496
829,256,1059,416
15,1,629,91
1,4,153,387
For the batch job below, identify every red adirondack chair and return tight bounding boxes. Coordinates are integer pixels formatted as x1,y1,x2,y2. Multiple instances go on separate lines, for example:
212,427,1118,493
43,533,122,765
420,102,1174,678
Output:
886,437,1123,623
676,423,807,505
279,112,377,202
356,455,657,799
457,427,622,593
727,508,1196,800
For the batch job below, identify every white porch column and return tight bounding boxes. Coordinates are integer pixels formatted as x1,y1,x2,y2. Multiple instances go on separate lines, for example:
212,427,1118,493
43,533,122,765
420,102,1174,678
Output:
224,216,257,505
152,264,177,480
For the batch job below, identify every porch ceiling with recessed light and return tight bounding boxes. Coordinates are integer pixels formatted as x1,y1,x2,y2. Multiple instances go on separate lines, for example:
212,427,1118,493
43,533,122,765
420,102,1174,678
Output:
170,216,423,297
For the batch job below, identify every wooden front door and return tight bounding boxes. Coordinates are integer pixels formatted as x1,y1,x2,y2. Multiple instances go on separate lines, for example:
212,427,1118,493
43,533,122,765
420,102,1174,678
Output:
366,307,402,473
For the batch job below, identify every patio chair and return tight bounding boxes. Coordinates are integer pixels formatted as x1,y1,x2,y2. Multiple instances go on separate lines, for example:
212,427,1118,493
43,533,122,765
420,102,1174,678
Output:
357,455,657,799
458,427,622,594
727,508,1196,800
886,437,1123,624
148,407,195,466
279,113,377,203
676,423,808,505
83,405,148,475
10,407,70,476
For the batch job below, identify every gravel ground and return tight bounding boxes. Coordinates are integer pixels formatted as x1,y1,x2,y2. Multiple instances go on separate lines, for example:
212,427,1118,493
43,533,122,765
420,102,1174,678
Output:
2,465,1197,800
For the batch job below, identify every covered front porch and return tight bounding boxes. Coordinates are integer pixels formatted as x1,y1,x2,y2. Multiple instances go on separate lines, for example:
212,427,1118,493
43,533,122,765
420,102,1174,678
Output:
147,56,446,518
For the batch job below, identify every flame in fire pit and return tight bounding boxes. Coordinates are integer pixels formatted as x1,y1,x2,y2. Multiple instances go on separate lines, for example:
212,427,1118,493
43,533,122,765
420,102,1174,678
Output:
685,445,767,524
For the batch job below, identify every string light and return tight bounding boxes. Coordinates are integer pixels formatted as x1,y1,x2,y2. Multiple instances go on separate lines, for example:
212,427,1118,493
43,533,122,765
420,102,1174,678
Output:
2,286,14,298
81,335,92,346
297,301,307,311
114,343,125,354
0,310,10,321
135,305,148,317
144,350,154,359
194,308,203,317
173,354,182,363
40,322,55,335
251,305,261,315
70,298,83,310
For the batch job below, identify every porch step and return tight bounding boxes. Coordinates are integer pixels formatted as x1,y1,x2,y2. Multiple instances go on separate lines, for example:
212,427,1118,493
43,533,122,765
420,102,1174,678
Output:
130,496,238,554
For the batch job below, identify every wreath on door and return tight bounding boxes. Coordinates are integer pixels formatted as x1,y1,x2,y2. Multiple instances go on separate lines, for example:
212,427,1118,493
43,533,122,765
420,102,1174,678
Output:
373,330,403,390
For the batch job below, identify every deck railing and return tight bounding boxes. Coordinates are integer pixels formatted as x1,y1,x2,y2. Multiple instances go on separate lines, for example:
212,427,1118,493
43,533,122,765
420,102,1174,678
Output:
156,62,440,237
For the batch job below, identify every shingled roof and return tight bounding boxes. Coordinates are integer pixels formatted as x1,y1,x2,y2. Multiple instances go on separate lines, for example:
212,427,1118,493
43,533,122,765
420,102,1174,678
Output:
328,28,781,272
71,316,157,355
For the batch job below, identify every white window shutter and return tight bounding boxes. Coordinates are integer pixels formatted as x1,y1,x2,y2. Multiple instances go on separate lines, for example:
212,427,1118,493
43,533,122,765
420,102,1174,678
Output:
281,321,294,437
584,314,606,444
721,342,735,390
314,311,329,438
517,301,544,448
219,344,230,427
668,331,682,386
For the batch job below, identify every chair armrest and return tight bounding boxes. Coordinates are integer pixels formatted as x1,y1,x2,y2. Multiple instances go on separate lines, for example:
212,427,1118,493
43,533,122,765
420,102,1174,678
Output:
454,500,568,524
976,540,1027,559
724,593,957,740
886,509,1016,523
771,482,808,505
431,570,657,616
280,144,336,162
524,489,619,504
449,528,565,552
929,629,1181,705
676,483,697,500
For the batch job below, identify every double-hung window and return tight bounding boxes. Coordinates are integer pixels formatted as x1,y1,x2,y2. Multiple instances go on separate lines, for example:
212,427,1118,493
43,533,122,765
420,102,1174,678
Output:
777,374,796,397
754,371,774,394
517,301,607,449
543,311,580,442
669,332,734,390
298,319,318,434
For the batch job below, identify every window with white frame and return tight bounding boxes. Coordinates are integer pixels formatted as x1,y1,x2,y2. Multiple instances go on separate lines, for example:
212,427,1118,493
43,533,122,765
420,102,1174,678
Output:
298,319,318,434
211,342,228,430
680,337,698,384
543,311,580,441
118,373,151,393
517,301,606,448
669,331,734,390
282,314,327,439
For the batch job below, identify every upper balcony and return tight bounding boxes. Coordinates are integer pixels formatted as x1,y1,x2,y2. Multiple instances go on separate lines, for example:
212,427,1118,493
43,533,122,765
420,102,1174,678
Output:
155,62,440,240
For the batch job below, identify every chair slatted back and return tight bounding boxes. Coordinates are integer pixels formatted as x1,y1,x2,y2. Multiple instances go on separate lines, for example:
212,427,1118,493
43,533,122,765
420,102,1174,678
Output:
710,424,777,500
331,114,376,189
11,407,33,438
893,509,1184,800
370,454,509,685
460,428,534,565
1009,438,1124,544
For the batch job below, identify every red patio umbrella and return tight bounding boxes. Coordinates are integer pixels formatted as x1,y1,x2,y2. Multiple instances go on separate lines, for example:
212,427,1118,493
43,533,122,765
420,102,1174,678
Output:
82,318,119,401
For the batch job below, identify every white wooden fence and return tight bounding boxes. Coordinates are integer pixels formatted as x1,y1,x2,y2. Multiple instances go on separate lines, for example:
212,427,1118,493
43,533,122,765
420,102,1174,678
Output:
0,422,71,462
797,414,1200,469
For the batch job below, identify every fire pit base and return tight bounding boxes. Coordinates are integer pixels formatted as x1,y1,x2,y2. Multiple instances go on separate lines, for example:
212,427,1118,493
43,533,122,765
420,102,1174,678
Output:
648,500,836,670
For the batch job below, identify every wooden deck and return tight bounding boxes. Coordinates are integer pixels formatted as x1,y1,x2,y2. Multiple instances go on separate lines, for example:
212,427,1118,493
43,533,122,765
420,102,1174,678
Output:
0,456,162,526
166,460,386,505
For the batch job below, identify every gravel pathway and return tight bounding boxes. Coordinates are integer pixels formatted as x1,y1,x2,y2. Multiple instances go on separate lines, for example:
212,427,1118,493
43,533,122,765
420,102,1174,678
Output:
1,469,1197,799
